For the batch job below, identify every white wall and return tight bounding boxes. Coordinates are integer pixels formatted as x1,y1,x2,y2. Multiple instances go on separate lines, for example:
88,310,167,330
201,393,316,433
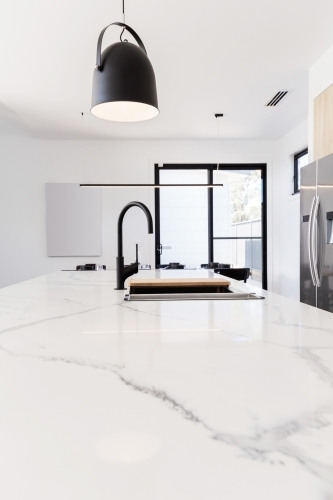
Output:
274,120,308,300
0,134,277,290
309,43,333,160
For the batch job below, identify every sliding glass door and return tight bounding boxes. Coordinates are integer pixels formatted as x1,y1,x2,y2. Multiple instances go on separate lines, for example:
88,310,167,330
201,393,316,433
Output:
155,164,267,289
158,169,209,267
212,168,265,287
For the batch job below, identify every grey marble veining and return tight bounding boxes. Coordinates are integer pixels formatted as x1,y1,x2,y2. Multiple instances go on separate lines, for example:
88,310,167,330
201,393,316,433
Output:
1,270,333,499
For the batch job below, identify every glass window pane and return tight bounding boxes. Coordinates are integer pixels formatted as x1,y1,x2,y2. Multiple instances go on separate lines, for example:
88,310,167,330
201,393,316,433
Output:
297,152,308,191
159,170,208,266
213,170,262,238
214,238,262,286
213,172,230,237
213,169,262,286
213,240,231,266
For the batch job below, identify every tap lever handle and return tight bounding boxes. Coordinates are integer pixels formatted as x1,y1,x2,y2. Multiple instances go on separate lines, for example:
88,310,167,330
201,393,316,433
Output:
136,243,139,264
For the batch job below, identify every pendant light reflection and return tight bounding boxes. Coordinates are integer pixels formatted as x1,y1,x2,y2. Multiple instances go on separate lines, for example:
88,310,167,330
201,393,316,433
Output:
91,0,159,122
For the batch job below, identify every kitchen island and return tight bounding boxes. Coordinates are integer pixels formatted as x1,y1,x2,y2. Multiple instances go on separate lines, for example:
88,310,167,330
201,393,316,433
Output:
0,270,333,499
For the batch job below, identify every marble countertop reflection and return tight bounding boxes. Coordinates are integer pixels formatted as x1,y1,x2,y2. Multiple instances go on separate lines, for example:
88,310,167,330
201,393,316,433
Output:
1,270,333,499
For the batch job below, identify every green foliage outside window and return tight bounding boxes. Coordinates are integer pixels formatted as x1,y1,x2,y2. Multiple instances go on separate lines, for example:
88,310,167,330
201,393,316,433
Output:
230,170,261,223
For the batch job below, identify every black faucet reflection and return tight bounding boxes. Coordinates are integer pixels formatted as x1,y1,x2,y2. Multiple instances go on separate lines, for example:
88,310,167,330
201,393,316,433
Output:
115,201,154,290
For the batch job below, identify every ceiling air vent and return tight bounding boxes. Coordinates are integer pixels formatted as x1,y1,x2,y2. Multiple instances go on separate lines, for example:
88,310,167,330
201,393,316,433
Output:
265,90,290,107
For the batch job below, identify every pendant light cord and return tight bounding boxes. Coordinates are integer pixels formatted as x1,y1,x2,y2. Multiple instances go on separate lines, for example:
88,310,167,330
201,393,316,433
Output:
120,0,128,42
214,114,223,171
81,112,85,182
216,117,221,171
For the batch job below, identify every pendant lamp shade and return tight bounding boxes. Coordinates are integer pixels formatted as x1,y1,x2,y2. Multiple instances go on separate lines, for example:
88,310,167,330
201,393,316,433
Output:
91,23,159,122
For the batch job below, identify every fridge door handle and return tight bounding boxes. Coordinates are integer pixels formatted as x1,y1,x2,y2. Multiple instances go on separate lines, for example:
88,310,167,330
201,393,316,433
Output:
312,196,320,287
315,196,325,287
308,196,316,286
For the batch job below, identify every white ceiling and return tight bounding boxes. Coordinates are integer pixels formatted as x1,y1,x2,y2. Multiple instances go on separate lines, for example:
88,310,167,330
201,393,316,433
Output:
1,0,333,140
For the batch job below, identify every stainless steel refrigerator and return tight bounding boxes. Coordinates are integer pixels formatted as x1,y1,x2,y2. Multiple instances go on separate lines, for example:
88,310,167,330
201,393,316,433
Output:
300,153,333,312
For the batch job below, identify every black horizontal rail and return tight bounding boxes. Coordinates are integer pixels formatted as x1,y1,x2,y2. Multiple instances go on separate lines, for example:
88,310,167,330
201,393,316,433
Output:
80,184,223,188
213,236,262,240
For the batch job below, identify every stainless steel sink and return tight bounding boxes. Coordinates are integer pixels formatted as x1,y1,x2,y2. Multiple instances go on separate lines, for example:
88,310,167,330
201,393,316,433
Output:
124,284,264,301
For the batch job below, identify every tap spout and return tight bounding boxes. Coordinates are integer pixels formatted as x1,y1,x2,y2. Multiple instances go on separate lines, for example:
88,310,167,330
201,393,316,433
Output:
117,201,153,258
116,201,154,290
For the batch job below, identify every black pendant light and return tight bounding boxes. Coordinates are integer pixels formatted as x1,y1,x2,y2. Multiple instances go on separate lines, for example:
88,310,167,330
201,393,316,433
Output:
91,0,159,122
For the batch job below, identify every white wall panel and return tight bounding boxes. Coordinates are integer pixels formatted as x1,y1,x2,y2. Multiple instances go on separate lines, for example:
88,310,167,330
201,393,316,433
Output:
274,120,308,300
46,183,101,257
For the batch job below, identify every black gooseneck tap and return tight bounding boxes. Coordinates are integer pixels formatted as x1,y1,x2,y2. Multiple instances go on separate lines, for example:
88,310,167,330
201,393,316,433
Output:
115,201,154,290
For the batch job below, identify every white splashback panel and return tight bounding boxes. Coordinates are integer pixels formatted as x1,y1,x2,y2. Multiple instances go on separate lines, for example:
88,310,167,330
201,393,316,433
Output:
46,183,101,256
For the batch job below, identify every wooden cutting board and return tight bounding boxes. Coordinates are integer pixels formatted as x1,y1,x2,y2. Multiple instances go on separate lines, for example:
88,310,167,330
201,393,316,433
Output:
128,277,230,287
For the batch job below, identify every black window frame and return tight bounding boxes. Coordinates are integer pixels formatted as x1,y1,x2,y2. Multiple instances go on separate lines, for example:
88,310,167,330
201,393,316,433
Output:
294,148,308,194
154,163,267,290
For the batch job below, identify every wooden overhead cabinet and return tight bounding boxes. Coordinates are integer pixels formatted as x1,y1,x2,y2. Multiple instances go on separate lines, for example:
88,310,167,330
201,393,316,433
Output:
314,83,333,161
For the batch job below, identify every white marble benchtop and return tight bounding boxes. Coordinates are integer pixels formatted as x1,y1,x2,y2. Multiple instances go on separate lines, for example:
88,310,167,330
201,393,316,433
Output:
1,270,333,499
